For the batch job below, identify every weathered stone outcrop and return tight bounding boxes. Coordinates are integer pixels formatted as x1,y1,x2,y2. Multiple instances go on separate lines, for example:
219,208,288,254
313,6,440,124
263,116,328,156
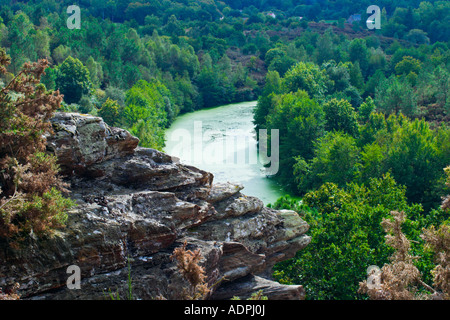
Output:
0,113,310,300
47,113,140,176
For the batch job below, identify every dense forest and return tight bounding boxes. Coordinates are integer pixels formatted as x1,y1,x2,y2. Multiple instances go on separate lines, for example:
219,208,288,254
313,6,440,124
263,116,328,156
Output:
0,0,449,300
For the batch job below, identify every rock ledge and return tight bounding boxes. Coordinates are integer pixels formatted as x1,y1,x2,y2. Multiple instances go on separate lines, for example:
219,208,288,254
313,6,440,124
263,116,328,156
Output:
0,113,310,300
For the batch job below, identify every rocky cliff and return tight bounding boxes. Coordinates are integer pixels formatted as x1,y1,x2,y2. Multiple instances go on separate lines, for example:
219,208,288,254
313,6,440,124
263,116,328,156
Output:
0,113,310,300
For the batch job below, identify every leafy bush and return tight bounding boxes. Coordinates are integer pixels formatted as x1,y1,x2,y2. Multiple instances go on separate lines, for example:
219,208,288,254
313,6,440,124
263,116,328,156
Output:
294,131,360,193
55,56,93,104
273,174,424,300
0,49,73,247
282,61,329,101
322,98,359,137
98,98,121,127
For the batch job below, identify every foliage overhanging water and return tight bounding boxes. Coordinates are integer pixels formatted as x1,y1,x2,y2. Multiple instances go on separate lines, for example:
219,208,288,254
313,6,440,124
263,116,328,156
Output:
164,101,286,205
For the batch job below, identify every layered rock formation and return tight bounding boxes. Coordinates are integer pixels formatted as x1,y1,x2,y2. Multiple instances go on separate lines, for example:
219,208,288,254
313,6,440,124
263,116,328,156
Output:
0,113,310,300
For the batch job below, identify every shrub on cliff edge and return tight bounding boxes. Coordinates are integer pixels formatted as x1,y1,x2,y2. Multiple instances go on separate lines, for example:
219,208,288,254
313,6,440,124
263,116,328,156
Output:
0,48,73,247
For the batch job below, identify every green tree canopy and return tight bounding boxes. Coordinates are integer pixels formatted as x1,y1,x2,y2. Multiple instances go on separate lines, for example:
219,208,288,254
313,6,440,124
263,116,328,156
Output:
395,55,422,76
253,70,281,130
375,75,417,117
98,98,121,127
273,174,424,300
282,61,329,101
266,90,325,189
55,56,93,104
294,131,361,193
121,79,175,150
322,98,359,137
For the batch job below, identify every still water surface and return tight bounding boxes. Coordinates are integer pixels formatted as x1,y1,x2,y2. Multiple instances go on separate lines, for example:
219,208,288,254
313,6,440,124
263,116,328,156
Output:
164,101,286,205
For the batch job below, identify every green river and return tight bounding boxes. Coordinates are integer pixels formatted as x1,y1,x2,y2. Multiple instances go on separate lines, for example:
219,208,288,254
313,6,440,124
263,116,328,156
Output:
164,101,286,206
